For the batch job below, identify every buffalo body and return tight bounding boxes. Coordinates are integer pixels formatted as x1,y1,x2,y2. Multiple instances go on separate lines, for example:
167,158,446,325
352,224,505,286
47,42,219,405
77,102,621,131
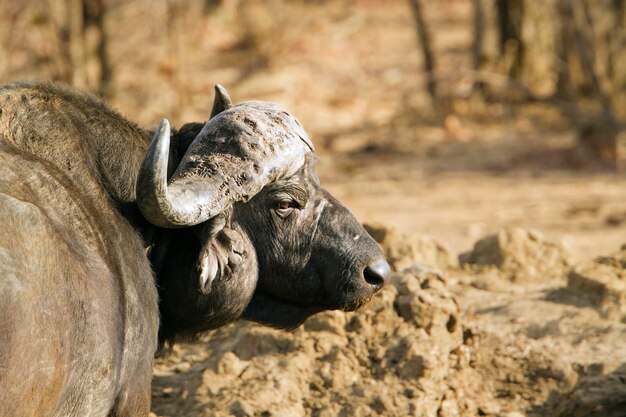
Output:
0,82,389,417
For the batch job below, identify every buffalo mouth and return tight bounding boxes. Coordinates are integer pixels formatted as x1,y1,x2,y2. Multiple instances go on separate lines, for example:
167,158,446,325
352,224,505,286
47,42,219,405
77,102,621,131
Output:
241,289,375,330
241,291,328,330
340,294,374,313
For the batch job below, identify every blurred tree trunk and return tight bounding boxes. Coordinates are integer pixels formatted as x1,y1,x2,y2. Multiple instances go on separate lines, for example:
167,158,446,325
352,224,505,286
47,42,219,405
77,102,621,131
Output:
407,0,437,104
471,0,485,95
48,1,72,82
608,0,626,119
0,3,27,79
496,0,524,79
554,0,574,98
572,0,611,111
69,0,87,89
553,0,624,168
203,0,223,14
53,0,111,95
84,0,111,97
165,0,189,118
556,0,614,111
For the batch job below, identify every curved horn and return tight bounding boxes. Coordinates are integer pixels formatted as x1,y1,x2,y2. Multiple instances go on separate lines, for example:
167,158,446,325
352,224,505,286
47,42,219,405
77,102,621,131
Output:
137,102,313,228
135,119,189,227
136,118,224,228
210,84,233,119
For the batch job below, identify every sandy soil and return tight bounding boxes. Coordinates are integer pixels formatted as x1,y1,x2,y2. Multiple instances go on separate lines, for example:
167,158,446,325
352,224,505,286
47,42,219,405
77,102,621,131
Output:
326,171,626,263
149,227,626,417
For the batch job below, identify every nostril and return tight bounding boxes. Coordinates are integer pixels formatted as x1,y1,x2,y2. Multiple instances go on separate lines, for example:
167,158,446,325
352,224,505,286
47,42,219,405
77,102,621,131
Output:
363,259,392,291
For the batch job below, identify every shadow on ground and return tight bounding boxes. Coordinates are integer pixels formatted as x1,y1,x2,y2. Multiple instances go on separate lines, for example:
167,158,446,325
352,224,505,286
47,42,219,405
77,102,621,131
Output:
532,363,626,417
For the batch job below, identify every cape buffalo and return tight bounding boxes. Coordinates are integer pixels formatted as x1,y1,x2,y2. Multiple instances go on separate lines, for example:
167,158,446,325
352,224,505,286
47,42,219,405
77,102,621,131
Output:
0,81,390,417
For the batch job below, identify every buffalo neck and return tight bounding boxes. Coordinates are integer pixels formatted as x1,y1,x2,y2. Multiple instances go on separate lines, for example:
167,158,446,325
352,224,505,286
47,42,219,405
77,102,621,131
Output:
0,82,151,206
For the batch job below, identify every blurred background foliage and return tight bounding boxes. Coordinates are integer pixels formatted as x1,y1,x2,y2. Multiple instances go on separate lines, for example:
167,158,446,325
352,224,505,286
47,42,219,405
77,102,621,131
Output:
2,0,626,264
1,0,624,168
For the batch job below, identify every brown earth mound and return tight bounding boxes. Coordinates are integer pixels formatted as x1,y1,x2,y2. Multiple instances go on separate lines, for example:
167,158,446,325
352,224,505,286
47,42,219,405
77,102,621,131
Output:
459,228,572,283
567,246,626,320
151,226,626,417
152,265,478,417
547,368,626,417
364,223,457,271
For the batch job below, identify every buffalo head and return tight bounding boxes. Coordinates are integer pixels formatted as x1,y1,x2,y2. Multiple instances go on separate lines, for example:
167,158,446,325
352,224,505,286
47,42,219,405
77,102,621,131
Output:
136,86,390,339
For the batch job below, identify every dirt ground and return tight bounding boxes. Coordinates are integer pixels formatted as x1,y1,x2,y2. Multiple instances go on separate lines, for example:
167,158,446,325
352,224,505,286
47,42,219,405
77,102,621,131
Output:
2,1,626,416
150,225,626,417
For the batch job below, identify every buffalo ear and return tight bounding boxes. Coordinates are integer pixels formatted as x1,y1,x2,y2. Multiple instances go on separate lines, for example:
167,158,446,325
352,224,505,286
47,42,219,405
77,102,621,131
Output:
196,212,244,294
175,122,205,156
162,122,205,179
210,84,233,119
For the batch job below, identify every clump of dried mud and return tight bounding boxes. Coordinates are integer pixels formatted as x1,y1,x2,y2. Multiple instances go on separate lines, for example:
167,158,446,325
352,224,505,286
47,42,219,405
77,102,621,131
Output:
151,226,626,417
460,228,573,283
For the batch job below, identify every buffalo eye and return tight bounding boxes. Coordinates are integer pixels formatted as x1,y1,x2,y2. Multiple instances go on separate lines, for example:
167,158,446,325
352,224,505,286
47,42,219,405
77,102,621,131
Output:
273,200,300,218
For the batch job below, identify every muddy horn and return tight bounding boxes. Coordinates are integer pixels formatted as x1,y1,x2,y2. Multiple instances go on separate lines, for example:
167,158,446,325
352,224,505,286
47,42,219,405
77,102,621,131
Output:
136,88,314,228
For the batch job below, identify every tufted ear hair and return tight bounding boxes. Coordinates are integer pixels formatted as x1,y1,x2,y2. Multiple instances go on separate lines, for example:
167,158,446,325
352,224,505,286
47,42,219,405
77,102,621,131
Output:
195,210,245,294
